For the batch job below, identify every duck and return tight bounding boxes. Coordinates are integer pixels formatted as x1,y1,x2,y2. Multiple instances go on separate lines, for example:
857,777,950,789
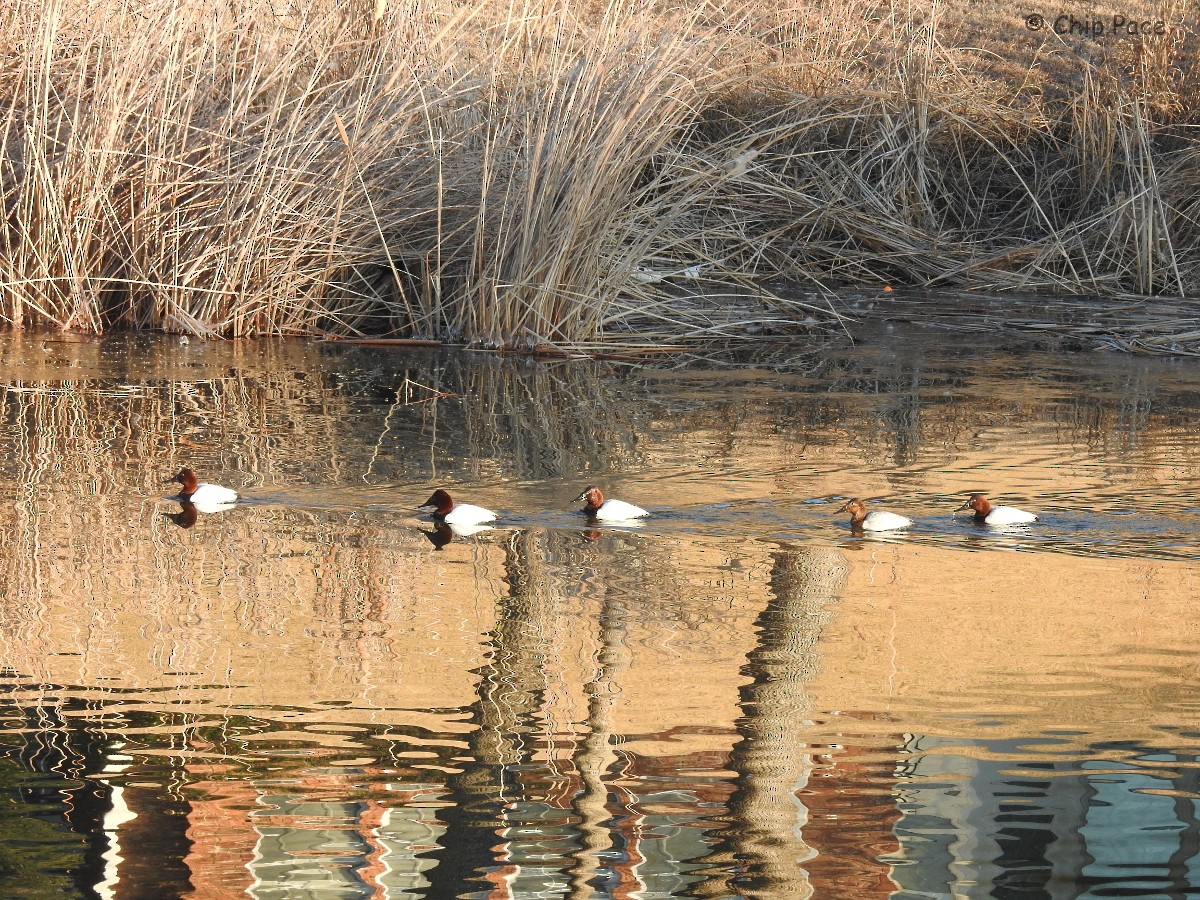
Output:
417,489,497,526
574,485,649,522
837,498,912,532
958,493,1038,525
170,468,238,508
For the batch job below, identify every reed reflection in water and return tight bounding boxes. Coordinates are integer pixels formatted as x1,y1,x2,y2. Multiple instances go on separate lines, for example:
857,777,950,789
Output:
0,331,1199,897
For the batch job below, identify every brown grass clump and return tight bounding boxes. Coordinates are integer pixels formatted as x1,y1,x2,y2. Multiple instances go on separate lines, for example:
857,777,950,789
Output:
0,0,1196,349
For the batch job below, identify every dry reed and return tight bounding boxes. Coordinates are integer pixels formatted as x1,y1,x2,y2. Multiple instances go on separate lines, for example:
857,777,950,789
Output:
0,0,1195,350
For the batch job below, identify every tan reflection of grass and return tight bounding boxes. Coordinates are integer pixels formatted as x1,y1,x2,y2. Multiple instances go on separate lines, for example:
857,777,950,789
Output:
388,352,652,481
0,495,504,711
0,1,1196,349
0,353,498,716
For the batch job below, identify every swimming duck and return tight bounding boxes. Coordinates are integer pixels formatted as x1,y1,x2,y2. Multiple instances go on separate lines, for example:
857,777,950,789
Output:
574,486,649,522
958,493,1038,525
418,489,497,526
571,487,648,520
170,468,238,508
837,498,912,532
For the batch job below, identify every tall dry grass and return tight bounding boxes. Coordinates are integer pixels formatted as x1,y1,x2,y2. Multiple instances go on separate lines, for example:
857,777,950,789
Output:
0,0,1196,348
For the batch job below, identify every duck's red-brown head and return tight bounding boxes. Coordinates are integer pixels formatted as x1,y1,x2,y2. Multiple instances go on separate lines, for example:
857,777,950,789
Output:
837,498,869,525
418,489,455,517
171,468,199,495
574,486,605,514
958,493,992,519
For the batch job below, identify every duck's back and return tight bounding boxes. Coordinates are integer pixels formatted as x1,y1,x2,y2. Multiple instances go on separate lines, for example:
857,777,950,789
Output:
595,498,649,521
984,505,1038,525
862,510,912,531
189,482,238,506
444,503,497,525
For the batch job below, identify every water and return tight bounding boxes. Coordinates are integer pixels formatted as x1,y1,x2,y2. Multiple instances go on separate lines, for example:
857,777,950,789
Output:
1,325,1199,898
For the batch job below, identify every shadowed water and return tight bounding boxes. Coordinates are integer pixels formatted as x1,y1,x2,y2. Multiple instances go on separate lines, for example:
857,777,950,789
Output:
1,326,1199,898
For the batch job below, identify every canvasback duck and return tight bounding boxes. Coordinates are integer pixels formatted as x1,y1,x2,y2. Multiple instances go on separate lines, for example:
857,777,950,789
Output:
418,489,497,526
837,498,912,532
170,468,238,507
959,493,1038,525
574,486,649,522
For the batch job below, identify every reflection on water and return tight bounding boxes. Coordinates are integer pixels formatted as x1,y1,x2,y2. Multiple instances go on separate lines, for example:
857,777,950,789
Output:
0,328,1199,897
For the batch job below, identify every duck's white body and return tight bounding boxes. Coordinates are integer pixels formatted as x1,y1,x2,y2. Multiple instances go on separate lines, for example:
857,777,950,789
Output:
859,510,913,532
592,498,649,522
187,482,239,507
449,522,494,536
980,505,1038,526
443,503,497,526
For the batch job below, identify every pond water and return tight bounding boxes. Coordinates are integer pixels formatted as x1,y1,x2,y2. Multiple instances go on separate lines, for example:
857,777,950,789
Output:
1,322,1200,899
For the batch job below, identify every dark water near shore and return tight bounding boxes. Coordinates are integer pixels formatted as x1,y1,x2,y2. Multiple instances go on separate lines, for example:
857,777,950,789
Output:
1,325,1200,898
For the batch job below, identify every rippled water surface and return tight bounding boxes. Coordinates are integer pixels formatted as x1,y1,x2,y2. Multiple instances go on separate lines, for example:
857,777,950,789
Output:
2,325,1200,899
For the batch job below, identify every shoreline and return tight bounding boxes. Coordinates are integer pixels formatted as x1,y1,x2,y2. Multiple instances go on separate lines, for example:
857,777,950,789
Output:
18,284,1200,360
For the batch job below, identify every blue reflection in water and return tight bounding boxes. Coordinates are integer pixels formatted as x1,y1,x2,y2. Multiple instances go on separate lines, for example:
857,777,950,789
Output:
890,736,1200,899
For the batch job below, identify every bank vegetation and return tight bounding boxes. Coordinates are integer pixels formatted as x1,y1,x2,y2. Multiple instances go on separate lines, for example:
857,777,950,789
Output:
0,0,1197,349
